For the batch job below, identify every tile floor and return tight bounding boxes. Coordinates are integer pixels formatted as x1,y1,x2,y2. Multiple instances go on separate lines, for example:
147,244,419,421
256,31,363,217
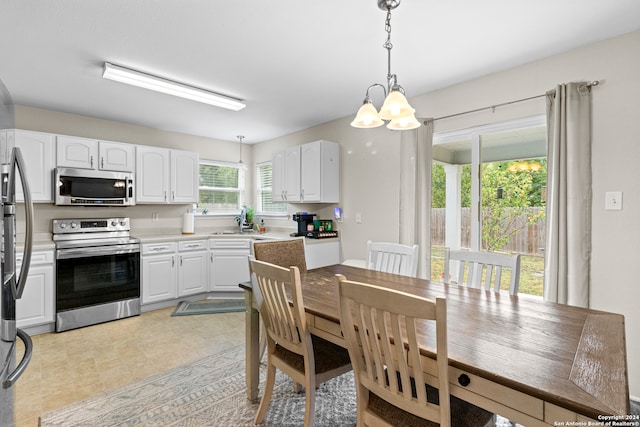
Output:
14,307,246,427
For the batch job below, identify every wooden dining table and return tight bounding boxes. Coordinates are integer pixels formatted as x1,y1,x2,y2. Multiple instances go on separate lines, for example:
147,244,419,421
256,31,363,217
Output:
240,264,630,426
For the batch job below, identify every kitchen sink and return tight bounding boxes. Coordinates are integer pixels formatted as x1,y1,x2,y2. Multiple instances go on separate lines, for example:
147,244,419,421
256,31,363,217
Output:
211,230,255,235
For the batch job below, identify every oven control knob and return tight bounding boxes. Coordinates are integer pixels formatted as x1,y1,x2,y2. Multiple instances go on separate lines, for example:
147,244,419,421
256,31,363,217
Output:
120,220,127,226
70,222,78,229
111,220,118,227
59,223,67,229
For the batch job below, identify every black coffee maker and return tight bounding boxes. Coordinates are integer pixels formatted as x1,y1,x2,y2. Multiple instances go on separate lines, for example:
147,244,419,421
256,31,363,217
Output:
292,213,317,237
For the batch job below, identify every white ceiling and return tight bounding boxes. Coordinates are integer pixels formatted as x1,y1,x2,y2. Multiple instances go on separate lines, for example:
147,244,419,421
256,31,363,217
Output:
1,1,639,144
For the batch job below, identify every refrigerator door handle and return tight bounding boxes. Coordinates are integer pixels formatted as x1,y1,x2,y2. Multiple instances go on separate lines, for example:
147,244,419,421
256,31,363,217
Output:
3,329,32,388
8,147,33,299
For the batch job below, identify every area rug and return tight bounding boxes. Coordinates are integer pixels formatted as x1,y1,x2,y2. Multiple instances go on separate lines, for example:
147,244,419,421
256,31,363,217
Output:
39,345,357,427
39,344,521,426
171,299,245,316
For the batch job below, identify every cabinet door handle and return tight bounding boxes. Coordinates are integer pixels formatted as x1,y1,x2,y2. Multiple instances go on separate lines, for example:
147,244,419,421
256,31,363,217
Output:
180,256,183,266
172,191,175,201
90,155,94,168
211,254,213,263
101,157,104,169
164,191,167,202
172,256,175,267
301,188,304,201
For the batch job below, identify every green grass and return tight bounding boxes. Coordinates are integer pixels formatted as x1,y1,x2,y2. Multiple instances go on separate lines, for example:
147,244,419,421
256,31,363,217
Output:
430,247,544,296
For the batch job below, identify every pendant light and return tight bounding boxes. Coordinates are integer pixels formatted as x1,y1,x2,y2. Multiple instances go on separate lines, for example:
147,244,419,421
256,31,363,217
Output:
351,0,420,130
237,135,247,169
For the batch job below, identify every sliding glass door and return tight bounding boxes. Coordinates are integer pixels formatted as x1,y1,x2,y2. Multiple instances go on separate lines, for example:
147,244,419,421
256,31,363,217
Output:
431,116,547,296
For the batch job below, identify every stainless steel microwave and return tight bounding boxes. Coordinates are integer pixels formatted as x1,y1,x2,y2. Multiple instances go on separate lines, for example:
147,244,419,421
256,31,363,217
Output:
54,168,135,206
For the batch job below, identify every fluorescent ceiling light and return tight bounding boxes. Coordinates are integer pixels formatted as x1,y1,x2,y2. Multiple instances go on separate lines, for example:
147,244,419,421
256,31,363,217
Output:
102,62,246,111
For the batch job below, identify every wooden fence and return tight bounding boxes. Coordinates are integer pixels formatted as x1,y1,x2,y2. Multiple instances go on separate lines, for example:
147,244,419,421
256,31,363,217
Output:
431,207,546,255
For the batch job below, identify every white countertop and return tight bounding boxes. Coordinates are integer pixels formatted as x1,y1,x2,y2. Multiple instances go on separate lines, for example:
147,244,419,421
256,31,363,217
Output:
19,228,340,251
134,229,338,245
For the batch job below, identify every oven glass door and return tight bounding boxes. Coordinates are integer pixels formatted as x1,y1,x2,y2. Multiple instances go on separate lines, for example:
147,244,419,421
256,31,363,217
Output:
56,251,140,312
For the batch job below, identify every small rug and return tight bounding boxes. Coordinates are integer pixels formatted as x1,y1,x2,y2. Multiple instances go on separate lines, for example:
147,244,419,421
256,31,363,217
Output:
39,344,522,426
171,299,245,316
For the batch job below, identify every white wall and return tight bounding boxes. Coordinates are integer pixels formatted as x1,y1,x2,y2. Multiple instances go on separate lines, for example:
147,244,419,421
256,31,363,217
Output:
255,30,640,399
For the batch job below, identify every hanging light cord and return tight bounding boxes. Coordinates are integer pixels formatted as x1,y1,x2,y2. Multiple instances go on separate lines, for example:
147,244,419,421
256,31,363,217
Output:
383,8,399,92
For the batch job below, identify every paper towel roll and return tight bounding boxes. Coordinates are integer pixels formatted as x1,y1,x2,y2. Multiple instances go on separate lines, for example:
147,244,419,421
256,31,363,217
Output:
182,212,195,234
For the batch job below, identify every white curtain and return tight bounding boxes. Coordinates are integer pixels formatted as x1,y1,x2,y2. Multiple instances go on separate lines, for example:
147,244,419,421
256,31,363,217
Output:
399,119,433,279
544,82,592,307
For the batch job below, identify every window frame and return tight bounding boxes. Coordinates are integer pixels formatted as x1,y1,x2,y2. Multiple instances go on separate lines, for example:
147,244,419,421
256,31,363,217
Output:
196,159,245,216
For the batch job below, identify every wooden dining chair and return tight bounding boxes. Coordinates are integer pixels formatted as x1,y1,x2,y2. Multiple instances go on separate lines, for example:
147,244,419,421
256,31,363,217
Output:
367,240,419,277
250,259,352,427
252,239,308,362
336,275,493,427
443,247,521,295
252,238,307,272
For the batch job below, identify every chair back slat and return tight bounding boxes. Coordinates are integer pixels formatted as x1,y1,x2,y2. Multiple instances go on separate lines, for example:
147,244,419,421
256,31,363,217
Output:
367,241,419,277
444,248,521,295
250,259,307,353
338,276,450,425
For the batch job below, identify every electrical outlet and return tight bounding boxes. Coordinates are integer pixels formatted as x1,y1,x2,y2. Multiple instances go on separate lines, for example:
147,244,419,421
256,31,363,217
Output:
355,212,362,224
152,212,160,221
605,192,622,211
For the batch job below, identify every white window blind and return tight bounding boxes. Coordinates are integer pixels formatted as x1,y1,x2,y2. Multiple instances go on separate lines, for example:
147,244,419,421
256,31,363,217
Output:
198,160,244,213
256,162,286,214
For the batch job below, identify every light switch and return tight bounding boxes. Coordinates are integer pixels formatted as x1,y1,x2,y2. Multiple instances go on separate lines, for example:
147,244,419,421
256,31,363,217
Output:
605,192,622,211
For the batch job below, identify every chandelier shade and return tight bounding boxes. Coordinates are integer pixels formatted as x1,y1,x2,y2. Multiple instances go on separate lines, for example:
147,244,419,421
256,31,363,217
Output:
351,101,385,128
386,114,421,130
378,89,414,120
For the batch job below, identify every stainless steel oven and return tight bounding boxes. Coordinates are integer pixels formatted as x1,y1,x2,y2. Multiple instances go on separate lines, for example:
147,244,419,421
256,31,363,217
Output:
53,218,140,332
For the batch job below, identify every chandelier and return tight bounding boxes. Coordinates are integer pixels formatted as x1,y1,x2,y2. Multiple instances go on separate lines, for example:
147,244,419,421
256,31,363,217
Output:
351,0,420,130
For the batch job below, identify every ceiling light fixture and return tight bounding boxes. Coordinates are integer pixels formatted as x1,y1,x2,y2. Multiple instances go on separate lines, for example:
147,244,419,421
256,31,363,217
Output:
351,0,420,130
102,62,246,111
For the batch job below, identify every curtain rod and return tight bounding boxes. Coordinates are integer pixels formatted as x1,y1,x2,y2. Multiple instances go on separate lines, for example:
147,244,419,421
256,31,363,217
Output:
430,80,600,122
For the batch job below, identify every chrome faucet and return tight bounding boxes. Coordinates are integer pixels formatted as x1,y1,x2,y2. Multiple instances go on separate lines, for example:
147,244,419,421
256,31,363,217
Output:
239,207,247,232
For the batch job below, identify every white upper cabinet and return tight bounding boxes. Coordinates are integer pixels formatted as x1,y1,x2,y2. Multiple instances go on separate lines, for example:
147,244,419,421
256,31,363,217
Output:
170,149,199,203
136,145,198,204
272,146,301,202
98,140,135,172
56,135,98,169
273,140,339,203
56,135,134,172
136,146,170,203
300,140,339,203
1,130,56,202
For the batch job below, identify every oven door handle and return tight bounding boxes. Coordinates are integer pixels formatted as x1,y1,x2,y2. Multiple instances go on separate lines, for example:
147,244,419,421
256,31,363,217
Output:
56,245,140,259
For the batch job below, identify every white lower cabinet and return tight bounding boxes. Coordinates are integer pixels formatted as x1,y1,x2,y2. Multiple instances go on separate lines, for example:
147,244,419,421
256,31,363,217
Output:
141,242,178,304
305,240,341,269
177,241,207,296
16,250,55,329
209,239,251,292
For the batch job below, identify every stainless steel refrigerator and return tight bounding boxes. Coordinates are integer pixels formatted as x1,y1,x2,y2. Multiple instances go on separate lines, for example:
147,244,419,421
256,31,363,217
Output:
0,79,34,426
